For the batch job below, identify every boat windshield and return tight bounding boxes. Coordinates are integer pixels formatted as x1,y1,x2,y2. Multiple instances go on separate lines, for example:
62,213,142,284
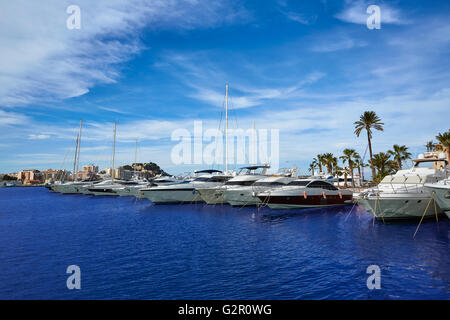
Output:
225,180,255,186
194,176,230,182
252,181,286,187
287,180,310,186
306,180,339,191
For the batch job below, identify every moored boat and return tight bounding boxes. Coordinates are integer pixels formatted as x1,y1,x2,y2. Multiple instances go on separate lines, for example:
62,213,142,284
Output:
197,165,270,205
424,178,450,219
356,154,448,220
257,179,353,209
140,170,231,204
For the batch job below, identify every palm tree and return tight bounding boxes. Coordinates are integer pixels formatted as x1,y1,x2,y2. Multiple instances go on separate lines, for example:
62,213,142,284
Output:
322,153,335,175
369,152,394,182
340,148,357,188
353,154,365,187
436,130,450,162
308,162,317,176
313,155,324,174
388,144,411,170
354,111,384,181
425,141,434,152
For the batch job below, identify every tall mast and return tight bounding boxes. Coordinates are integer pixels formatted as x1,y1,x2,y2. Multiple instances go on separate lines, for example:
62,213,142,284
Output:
75,119,82,181
112,120,117,183
251,121,256,165
134,138,138,177
73,133,79,181
225,84,229,173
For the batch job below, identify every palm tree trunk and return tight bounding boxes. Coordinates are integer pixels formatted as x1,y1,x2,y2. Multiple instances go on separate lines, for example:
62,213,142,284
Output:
350,163,355,189
344,172,348,188
367,132,376,180
397,158,402,170
357,166,362,187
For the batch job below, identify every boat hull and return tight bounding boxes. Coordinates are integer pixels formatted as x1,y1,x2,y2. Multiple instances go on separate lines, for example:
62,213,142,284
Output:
141,188,204,204
357,195,443,220
260,194,352,210
197,188,226,204
223,189,260,207
52,184,81,194
424,185,450,219
87,188,119,196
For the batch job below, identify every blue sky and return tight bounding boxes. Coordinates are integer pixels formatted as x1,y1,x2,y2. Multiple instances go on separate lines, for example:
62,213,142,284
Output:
0,0,449,175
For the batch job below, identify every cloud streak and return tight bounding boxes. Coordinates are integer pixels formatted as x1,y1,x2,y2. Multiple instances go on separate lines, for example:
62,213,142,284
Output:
335,0,405,25
0,0,250,107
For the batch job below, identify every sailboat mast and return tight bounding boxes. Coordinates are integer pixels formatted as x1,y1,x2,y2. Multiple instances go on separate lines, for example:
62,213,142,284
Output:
112,120,117,183
225,84,229,173
75,119,82,181
134,138,138,176
73,133,79,181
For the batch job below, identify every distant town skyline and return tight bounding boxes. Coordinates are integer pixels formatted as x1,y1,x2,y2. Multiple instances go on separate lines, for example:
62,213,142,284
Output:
1,0,449,175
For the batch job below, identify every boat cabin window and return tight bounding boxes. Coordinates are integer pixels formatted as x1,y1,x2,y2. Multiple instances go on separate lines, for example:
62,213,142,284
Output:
225,180,255,186
194,176,230,182
208,176,231,183
287,180,310,186
193,177,211,182
307,181,338,190
252,181,285,187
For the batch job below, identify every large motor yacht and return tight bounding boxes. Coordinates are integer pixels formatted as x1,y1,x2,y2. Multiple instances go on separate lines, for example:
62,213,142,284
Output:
51,179,98,194
222,174,296,207
140,170,232,204
114,176,181,197
86,179,138,196
424,178,450,219
356,154,448,220
197,165,270,205
257,178,353,209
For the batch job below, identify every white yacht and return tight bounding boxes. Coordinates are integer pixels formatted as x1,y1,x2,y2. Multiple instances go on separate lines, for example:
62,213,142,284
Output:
356,154,448,220
257,178,353,209
140,170,232,204
424,178,450,219
85,179,131,196
197,165,270,205
114,176,181,198
225,175,297,207
52,179,98,194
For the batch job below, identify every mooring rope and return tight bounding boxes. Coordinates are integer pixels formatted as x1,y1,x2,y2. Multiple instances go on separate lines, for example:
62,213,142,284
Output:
413,191,437,239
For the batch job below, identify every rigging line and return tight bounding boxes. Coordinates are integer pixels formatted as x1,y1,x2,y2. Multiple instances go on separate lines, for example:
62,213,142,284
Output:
361,143,369,163
57,143,73,182
228,94,240,170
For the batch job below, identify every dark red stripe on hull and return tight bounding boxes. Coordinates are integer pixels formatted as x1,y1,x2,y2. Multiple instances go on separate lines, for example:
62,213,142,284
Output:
259,194,352,206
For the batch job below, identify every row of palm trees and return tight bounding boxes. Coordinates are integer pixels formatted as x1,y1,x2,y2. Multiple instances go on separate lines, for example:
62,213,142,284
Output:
308,110,450,187
425,130,450,161
309,150,364,188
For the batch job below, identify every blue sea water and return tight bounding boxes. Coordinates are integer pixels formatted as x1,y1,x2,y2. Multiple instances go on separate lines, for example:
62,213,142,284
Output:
0,187,448,300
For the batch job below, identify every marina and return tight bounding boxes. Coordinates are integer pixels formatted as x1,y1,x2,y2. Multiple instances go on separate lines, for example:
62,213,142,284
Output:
1,0,449,303
0,186,449,300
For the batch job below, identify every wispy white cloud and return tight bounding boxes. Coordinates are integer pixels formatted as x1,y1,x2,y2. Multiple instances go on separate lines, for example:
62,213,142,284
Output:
309,30,367,52
335,0,405,25
28,134,51,140
279,10,317,25
0,0,250,107
156,52,325,109
98,106,130,114
0,109,28,126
